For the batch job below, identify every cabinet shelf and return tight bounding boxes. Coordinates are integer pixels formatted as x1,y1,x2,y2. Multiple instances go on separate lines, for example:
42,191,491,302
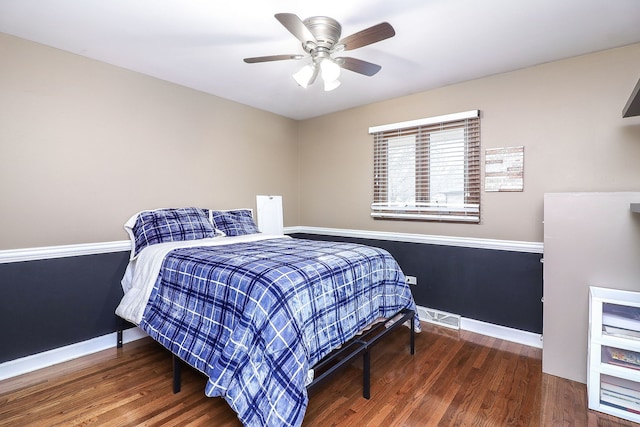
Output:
623,78,640,118
599,335,640,353
599,362,640,383
589,286,640,423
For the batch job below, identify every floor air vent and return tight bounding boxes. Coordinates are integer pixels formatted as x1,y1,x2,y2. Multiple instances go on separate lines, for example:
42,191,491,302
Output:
418,307,461,330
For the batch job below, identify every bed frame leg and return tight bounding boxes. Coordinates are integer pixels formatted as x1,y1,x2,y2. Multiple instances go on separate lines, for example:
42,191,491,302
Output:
116,316,124,349
410,314,415,355
173,354,181,393
363,350,371,399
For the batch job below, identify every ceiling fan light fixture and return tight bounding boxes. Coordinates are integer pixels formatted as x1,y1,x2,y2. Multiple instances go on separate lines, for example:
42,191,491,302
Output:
292,64,316,88
246,14,395,91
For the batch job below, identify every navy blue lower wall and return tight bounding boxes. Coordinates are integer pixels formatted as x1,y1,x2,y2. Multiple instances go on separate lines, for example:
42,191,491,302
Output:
0,252,130,363
0,234,543,364
291,233,543,335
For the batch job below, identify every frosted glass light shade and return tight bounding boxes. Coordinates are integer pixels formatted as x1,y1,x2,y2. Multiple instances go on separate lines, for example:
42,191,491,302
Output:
292,64,315,88
320,59,341,83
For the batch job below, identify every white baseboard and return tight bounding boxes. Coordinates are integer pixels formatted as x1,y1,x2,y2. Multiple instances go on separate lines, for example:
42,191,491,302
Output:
0,311,541,382
0,327,148,381
460,317,542,348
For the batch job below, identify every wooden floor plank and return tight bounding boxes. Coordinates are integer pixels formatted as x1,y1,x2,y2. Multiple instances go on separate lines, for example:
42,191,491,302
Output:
1,322,638,426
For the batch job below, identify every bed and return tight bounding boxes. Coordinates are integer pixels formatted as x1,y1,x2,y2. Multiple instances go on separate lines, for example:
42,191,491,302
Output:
115,207,420,427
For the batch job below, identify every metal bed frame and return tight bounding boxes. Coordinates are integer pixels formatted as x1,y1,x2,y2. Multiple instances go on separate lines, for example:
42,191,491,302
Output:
117,307,415,400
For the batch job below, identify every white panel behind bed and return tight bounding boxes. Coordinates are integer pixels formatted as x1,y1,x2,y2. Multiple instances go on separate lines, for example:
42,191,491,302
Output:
256,195,283,235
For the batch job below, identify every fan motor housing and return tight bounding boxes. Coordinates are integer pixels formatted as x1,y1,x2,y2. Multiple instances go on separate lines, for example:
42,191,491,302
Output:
303,16,342,48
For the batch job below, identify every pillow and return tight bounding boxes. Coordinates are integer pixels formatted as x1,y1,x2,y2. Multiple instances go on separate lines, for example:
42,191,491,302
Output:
125,207,216,259
211,209,260,237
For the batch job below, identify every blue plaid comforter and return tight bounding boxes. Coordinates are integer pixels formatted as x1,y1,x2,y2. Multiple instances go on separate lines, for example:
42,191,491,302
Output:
139,237,419,427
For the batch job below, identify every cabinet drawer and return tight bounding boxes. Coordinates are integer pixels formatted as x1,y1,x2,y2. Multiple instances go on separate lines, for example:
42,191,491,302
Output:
602,303,640,339
602,345,640,371
599,374,640,414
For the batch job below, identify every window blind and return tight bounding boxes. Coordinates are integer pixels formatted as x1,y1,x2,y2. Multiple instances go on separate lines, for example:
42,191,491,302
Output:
370,110,481,222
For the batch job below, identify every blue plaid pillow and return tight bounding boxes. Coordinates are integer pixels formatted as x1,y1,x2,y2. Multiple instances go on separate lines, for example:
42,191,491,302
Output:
211,209,260,236
128,207,215,258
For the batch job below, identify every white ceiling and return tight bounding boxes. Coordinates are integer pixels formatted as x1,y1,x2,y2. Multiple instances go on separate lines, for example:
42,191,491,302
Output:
1,0,640,120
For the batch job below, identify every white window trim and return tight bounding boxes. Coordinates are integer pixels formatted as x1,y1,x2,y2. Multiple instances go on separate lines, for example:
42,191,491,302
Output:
369,110,480,134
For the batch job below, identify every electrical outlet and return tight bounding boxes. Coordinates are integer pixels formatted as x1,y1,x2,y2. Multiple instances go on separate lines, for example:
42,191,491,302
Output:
406,275,417,285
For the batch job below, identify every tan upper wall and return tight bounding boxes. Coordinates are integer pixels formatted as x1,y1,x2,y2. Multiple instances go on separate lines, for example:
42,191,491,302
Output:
0,33,299,250
3,31,640,250
297,43,640,243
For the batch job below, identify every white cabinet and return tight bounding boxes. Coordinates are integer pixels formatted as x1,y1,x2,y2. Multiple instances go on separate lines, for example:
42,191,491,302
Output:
588,286,640,422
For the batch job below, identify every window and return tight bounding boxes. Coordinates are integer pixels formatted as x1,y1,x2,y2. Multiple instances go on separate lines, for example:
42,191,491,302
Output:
370,110,481,222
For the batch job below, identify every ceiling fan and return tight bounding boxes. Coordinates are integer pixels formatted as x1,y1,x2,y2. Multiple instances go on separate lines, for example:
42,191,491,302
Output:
243,13,395,91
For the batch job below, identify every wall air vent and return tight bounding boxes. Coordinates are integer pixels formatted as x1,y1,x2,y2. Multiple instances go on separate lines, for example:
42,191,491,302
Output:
418,306,461,330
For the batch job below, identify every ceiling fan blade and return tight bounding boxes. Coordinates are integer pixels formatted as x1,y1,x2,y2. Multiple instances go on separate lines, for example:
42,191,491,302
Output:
340,22,395,51
275,13,317,44
244,54,304,63
337,57,382,76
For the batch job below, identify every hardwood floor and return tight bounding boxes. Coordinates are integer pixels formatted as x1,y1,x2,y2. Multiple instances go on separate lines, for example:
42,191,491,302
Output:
1,322,637,426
